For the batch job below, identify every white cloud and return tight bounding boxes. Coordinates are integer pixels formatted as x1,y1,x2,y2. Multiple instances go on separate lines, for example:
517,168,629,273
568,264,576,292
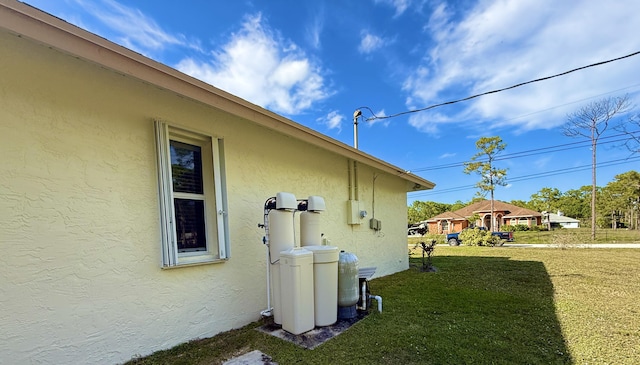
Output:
405,0,640,133
425,2,453,39
375,0,411,17
306,8,324,50
367,109,390,127
358,31,387,54
407,110,449,135
176,13,332,115
66,2,331,115
534,156,551,169
317,110,344,131
72,0,201,55
439,152,456,159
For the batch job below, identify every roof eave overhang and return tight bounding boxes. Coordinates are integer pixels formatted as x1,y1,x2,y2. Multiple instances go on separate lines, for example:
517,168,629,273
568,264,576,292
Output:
0,1,435,193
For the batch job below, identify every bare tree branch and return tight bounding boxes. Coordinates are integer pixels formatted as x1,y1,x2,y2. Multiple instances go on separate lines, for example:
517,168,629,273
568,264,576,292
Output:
563,95,633,240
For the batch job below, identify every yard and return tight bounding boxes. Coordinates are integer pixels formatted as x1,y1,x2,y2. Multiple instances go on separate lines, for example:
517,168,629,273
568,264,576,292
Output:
413,227,640,245
511,228,640,244
127,245,640,364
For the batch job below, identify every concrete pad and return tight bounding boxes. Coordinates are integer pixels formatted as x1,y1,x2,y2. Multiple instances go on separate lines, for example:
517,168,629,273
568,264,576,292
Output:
223,350,277,365
256,311,368,350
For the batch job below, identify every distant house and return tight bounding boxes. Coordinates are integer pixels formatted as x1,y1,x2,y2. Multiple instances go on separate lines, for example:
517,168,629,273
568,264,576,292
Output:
426,200,542,233
546,212,580,229
0,2,435,364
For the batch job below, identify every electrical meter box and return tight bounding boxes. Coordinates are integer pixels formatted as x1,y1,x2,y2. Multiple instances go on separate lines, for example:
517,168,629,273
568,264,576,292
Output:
347,200,364,225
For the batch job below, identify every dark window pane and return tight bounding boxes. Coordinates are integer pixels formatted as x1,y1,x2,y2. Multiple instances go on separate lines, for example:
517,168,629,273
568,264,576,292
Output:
174,198,206,252
170,140,203,194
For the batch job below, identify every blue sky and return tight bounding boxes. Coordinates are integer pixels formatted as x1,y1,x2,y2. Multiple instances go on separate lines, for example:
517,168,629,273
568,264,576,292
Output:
23,0,640,205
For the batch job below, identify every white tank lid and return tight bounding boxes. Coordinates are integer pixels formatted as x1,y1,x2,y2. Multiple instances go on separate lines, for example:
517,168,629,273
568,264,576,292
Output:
280,247,313,259
303,245,339,263
276,192,297,210
307,195,326,211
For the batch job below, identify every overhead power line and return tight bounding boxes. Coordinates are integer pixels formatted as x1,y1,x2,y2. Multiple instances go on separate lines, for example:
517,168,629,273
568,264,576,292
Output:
409,155,640,198
358,50,640,122
410,131,640,172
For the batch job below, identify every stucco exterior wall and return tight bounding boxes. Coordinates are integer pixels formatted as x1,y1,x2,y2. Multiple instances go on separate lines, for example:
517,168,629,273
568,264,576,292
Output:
0,30,409,364
427,220,468,234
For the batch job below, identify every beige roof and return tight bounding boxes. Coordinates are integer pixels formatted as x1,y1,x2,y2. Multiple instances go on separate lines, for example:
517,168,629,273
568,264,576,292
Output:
425,211,466,222
429,200,541,221
0,0,435,192
548,213,580,223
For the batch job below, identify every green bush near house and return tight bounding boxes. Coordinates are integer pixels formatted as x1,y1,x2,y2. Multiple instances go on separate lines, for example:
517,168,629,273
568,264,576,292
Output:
503,224,530,231
458,227,503,246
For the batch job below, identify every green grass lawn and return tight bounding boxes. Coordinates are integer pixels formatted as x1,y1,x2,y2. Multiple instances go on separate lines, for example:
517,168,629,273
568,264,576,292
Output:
127,246,640,364
412,228,640,245
510,228,640,244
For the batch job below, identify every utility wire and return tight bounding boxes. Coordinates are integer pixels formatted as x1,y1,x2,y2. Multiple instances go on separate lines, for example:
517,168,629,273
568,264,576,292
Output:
409,131,640,172
358,50,640,122
410,155,640,197
494,83,640,124
413,156,640,196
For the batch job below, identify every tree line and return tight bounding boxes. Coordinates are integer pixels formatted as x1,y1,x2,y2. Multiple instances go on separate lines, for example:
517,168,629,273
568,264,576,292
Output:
408,170,640,229
408,94,640,234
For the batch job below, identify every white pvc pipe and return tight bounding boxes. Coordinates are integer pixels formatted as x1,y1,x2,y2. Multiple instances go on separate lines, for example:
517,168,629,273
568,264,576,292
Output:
260,245,272,317
260,201,274,318
360,281,367,310
369,295,382,313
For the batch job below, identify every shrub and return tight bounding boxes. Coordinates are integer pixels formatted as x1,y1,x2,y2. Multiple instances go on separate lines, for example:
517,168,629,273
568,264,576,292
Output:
458,228,503,247
504,224,529,232
502,225,516,232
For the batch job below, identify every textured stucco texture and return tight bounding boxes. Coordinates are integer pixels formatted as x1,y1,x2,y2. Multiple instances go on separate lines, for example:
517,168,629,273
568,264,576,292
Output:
0,30,410,364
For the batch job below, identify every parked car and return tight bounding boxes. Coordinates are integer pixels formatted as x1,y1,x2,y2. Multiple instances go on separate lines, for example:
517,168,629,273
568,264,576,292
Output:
408,223,428,236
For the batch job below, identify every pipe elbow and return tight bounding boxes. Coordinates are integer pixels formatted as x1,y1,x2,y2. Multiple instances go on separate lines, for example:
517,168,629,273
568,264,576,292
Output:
369,295,382,313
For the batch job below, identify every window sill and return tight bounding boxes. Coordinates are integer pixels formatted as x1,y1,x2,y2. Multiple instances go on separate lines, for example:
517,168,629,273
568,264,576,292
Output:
161,257,227,270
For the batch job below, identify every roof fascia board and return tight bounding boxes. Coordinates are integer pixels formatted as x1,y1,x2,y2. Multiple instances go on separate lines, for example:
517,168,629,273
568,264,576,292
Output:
0,1,434,191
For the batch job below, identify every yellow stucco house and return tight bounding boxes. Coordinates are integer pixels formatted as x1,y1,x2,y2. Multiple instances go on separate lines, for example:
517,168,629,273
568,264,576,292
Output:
0,2,434,363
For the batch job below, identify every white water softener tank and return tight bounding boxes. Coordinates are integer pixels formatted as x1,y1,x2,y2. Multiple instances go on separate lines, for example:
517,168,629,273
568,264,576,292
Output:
304,245,339,326
280,248,315,335
300,211,321,246
337,250,359,319
268,192,297,325
300,195,325,247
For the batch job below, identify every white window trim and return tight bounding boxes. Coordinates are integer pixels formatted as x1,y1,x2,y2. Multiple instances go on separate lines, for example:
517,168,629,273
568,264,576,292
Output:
154,120,229,267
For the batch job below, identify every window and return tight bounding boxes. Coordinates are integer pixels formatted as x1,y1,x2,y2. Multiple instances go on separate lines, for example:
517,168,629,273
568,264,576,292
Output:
155,121,229,267
441,220,449,231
